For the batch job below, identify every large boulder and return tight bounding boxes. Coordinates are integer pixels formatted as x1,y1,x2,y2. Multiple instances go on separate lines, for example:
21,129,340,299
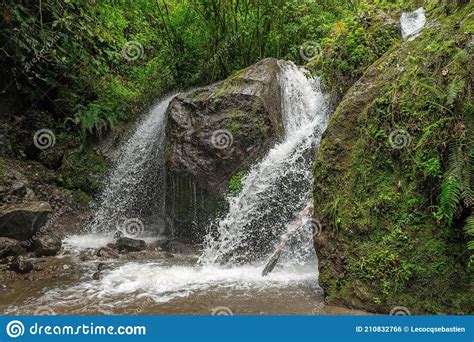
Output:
0,202,52,240
165,58,286,242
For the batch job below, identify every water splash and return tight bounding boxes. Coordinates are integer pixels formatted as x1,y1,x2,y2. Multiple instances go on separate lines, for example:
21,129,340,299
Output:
200,61,330,265
88,95,175,235
401,7,426,40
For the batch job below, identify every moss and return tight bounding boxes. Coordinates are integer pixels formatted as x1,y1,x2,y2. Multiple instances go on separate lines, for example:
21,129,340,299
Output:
228,170,247,195
227,108,244,134
313,3,474,314
56,147,107,196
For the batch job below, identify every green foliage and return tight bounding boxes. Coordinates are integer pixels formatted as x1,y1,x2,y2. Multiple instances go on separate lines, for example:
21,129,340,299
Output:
435,133,472,225
308,5,400,93
228,170,247,195
0,0,354,143
56,149,107,194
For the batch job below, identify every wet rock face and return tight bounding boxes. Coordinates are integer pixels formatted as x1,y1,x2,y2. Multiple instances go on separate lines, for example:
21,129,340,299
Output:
165,58,285,242
0,202,53,240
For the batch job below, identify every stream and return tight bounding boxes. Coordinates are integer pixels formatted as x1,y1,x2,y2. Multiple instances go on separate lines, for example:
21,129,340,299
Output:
1,61,368,316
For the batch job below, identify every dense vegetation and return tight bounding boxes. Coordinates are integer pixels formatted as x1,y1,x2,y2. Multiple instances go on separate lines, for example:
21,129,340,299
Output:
0,0,472,313
0,0,354,138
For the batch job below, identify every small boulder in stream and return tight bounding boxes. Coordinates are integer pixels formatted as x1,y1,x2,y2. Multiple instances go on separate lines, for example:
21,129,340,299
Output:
115,237,147,252
31,232,62,257
96,246,119,258
8,256,34,274
0,202,53,240
0,237,25,258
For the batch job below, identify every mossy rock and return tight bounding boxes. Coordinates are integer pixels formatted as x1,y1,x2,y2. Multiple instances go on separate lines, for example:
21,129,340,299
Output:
313,3,474,314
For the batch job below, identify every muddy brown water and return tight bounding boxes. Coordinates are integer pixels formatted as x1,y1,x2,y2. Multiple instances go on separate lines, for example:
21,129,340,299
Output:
0,238,369,316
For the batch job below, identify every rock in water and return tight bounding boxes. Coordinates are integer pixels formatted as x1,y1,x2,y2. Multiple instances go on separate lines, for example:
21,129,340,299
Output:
400,7,426,40
96,246,119,258
0,202,52,240
31,232,62,257
115,237,147,252
0,237,25,258
165,58,286,242
8,256,34,274
156,240,197,255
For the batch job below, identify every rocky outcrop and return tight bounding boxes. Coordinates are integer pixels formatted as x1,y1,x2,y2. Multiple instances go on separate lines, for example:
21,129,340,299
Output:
165,58,286,242
312,4,473,314
0,202,52,240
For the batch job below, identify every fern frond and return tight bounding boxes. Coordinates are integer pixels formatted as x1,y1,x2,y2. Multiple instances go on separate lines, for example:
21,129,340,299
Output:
465,215,474,236
446,78,465,106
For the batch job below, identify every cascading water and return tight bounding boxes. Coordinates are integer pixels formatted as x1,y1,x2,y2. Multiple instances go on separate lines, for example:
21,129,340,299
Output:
200,61,330,265
8,61,332,315
88,95,175,235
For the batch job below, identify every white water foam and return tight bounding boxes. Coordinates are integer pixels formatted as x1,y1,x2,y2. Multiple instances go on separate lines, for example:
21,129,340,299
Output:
401,7,426,40
11,261,318,313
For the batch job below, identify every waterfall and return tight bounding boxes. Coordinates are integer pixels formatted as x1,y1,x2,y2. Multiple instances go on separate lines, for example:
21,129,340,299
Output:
200,61,330,265
88,94,175,235
16,61,330,313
